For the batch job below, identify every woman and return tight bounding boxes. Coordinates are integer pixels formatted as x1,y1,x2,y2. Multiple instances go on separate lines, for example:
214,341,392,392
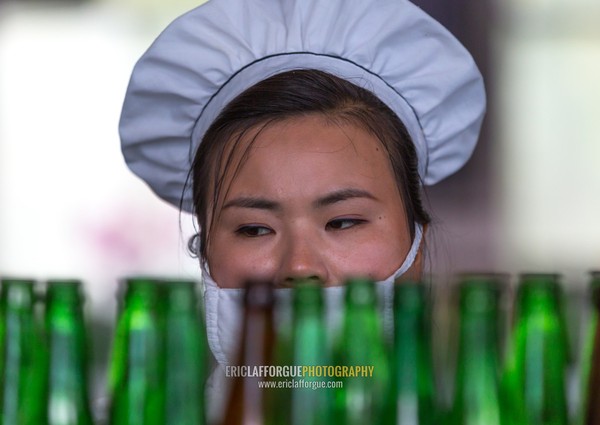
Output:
119,0,486,418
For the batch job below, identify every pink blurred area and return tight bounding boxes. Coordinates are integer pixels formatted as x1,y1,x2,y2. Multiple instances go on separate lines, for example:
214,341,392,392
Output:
80,202,192,276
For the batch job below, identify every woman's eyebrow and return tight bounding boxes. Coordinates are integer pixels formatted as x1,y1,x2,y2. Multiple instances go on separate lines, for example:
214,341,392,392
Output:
313,188,377,208
222,197,281,211
222,188,376,211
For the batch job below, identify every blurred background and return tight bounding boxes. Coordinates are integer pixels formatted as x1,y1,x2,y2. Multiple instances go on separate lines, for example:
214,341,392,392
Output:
1,0,599,406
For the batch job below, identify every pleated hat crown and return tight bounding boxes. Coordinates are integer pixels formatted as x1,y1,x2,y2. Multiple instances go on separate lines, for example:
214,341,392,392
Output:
120,0,486,212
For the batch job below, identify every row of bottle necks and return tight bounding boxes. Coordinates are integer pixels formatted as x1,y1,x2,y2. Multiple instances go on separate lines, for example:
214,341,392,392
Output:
0,272,598,425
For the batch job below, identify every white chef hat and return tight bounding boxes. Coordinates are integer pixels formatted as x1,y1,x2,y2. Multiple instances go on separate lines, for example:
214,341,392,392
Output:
120,0,486,213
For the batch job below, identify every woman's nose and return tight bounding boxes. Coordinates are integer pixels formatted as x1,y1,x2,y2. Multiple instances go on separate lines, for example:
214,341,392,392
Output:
278,234,328,285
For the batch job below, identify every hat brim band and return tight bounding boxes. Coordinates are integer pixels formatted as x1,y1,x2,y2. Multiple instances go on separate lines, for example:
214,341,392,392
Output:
190,52,428,179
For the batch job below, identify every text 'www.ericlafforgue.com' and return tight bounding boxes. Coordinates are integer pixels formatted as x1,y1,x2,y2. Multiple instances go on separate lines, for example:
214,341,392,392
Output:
258,379,343,390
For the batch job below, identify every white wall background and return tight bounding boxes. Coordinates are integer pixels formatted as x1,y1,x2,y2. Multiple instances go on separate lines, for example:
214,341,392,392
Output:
0,0,206,318
495,0,600,286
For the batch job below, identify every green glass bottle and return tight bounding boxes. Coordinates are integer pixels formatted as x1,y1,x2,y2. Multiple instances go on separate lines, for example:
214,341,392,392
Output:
579,271,600,425
263,288,292,425
448,275,507,425
108,278,165,425
393,281,437,425
289,279,332,425
44,280,94,425
163,280,207,425
503,274,569,425
0,278,47,425
333,278,393,425
222,279,276,425
264,280,331,425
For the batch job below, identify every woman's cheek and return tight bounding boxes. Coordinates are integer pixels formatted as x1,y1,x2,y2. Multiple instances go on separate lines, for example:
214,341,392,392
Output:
328,232,406,280
219,242,280,287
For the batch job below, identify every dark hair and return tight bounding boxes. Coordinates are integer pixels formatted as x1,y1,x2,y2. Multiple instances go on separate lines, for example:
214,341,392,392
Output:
189,69,430,260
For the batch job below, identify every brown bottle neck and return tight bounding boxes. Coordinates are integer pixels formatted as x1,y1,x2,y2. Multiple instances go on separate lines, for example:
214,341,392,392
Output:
585,307,600,425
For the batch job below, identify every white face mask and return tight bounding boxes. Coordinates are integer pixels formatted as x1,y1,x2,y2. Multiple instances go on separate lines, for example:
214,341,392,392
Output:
203,224,424,366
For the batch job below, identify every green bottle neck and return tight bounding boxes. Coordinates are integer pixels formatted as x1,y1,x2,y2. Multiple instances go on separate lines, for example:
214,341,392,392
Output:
455,283,502,380
394,283,435,403
46,280,85,317
291,284,327,366
122,279,162,311
164,281,198,313
515,276,568,371
343,278,379,326
114,280,164,347
339,279,387,369
344,301,380,333
394,282,430,352
45,281,88,366
452,282,505,425
457,307,500,359
293,282,324,319
1,279,36,311
394,282,426,311
511,276,569,424
517,274,561,314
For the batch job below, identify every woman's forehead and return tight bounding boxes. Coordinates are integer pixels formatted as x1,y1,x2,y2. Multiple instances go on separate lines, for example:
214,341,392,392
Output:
225,114,384,162
215,115,399,203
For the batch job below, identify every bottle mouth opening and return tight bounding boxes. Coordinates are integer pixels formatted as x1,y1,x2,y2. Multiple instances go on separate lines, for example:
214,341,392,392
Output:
1,278,36,287
344,278,377,306
519,272,561,281
1,279,36,306
47,280,83,296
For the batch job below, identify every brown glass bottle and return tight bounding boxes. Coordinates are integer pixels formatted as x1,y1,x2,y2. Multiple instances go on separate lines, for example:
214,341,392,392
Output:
581,271,600,425
221,280,275,425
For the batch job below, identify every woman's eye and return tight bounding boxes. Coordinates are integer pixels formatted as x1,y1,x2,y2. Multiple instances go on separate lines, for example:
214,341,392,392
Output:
326,218,366,231
236,225,273,237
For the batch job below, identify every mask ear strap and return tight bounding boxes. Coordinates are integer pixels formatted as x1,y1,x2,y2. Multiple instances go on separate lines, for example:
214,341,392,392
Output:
201,261,219,289
380,223,424,342
395,223,424,278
